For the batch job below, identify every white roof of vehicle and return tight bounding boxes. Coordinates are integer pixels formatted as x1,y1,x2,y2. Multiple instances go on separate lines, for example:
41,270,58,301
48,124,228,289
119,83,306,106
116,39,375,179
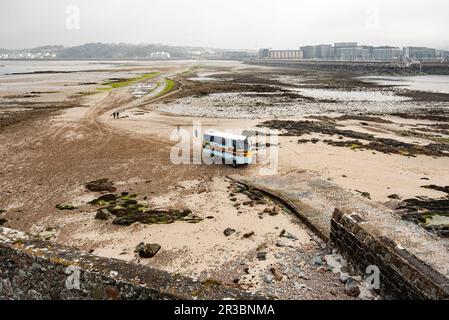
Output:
204,130,248,141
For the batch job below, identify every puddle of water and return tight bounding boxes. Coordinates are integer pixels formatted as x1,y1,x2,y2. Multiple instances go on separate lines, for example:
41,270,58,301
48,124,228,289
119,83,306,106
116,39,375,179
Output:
130,82,156,98
363,75,449,94
187,76,220,82
426,214,449,227
188,71,226,82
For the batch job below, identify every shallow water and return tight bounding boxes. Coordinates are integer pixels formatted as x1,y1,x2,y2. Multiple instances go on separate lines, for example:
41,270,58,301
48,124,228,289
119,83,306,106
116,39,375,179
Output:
362,75,449,94
426,215,449,227
0,60,123,77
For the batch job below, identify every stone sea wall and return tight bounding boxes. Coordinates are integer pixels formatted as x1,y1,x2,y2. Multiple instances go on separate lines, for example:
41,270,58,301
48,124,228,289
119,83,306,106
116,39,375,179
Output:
330,208,449,300
0,227,262,300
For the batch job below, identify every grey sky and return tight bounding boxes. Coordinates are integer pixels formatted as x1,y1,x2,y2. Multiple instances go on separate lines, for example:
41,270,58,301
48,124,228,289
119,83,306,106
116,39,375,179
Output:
1,0,448,50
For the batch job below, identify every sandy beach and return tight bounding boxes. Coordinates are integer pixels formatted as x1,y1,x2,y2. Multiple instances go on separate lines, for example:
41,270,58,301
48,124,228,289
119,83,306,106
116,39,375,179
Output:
1,60,448,299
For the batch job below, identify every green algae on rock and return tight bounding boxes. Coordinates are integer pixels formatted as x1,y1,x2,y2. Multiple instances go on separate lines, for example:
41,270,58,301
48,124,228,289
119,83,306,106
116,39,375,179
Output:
56,203,77,210
88,192,199,226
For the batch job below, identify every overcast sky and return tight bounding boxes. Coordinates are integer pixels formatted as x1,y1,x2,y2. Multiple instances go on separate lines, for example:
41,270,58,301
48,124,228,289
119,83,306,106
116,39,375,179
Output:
1,0,448,50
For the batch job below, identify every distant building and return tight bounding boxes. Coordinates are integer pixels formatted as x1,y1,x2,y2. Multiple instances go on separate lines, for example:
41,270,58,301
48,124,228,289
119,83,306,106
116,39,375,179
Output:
335,46,371,61
315,44,333,59
259,42,441,63
221,51,249,60
371,46,402,61
300,46,317,59
150,51,171,59
334,42,358,48
436,50,449,61
258,49,302,60
404,47,436,60
268,50,303,60
300,45,333,59
258,48,270,59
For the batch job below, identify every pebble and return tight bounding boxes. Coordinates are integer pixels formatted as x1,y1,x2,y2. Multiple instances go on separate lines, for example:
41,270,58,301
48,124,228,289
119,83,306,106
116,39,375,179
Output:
344,277,361,297
243,231,255,238
257,252,267,261
223,228,236,236
276,240,293,248
294,282,307,290
284,232,298,240
270,267,283,281
312,256,323,266
137,243,161,258
339,273,349,284
298,272,310,280
264,274,274,284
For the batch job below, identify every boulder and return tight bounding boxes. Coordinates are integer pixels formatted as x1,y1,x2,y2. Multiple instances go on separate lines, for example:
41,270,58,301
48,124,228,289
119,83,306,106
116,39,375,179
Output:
134,242,145,253
359,191,371,200
224,228,236,236
312,255,323,266
270,267,283,281
243,231,255,238
264,206,280,216
137,243,161,258
257,252,267,261
89,194,117,205
95,208,110,220
344,278,361,297
86,178,116,192
270,206,281,216
339,273,349,284
264,273,273,284
294,282,307,290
